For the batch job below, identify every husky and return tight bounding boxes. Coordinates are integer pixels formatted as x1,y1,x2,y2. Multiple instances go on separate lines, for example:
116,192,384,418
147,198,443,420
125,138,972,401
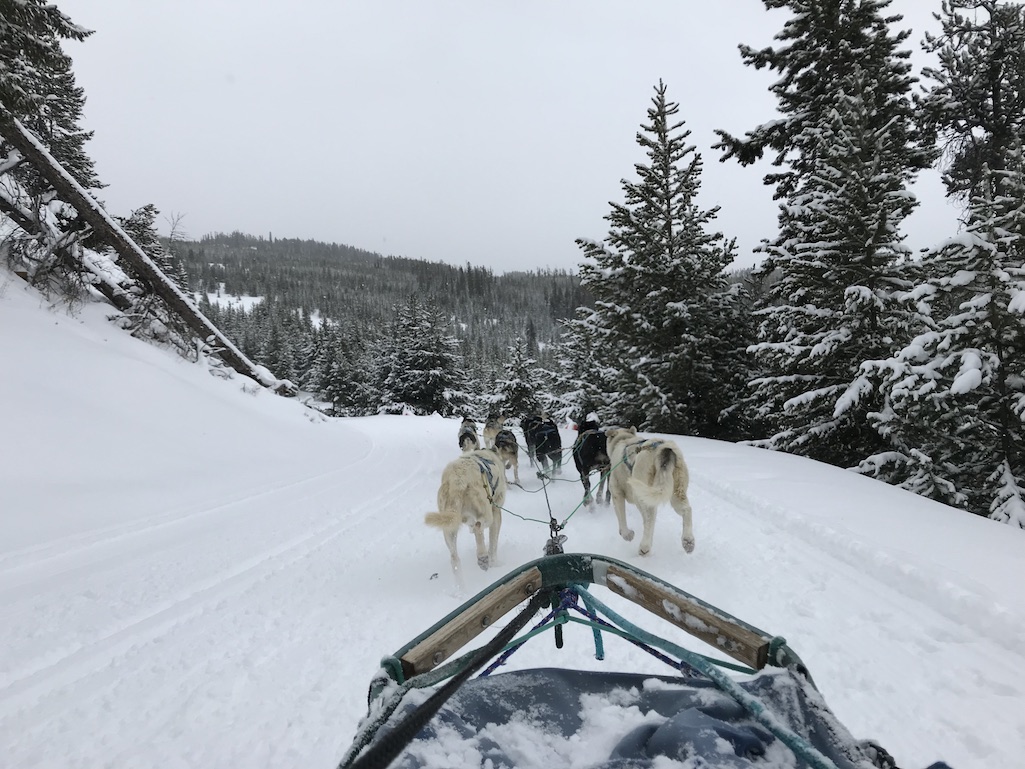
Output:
573,418,610,507
482,415,504,449
458,417,480,452
493,428,520,485
520,414,542,466
534,415,563,476
605,427,694,556
425,448,506,585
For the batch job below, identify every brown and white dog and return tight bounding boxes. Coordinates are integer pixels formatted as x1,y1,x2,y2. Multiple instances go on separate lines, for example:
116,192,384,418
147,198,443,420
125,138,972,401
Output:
458,417,480,452
424,448,506,585
605,427,694,556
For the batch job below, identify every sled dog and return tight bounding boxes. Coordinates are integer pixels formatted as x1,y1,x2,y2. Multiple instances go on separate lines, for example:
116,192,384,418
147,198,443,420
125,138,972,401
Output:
523,414,563,476
605,427,693,556
493,428,520,485
482,415,504,449
458,417,480,452
425,448,506,585
520,414,542,466
573,418,610,507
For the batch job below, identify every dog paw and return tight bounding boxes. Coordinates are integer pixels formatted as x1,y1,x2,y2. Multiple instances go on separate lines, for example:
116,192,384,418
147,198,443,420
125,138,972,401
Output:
621,528,634,542
683,537,695,553
477,555,490,570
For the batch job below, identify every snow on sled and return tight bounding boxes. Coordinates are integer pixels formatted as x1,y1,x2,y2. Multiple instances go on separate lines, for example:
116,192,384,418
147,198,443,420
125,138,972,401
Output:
337,553,948,769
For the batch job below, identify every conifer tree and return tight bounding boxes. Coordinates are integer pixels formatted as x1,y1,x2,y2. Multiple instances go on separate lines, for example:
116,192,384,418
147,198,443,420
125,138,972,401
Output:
857,3,1025,526
862,160,1025,526
379,295,466,416
575,81,738,435
1,0,99,192
748,69,921,466
492,340,543,418
917,0,1025,200
717,0,932,466
715,0,933,197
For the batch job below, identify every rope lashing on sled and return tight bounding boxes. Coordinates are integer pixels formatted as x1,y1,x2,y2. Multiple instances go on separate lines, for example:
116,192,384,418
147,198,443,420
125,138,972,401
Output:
479,586,754,679
573,586,841,769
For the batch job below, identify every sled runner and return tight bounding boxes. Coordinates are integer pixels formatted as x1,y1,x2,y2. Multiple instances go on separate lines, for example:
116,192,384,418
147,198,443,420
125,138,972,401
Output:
337,553,946,769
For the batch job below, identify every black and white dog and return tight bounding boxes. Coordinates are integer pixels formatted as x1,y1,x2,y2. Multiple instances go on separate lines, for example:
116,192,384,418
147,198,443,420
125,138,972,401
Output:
572,418,610,507
493,428,520,485
521,414,562,476
458,417,480,452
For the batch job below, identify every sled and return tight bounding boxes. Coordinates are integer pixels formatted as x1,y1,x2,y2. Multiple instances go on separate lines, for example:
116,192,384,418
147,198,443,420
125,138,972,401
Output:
337,553,908,769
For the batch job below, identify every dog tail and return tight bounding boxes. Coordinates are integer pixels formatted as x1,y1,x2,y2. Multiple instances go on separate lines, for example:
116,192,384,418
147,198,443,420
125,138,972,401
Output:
425,510,461,529
628,447,676,506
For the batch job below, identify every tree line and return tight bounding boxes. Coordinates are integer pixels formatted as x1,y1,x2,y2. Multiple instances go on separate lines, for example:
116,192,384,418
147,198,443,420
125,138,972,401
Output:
2,0,1023,528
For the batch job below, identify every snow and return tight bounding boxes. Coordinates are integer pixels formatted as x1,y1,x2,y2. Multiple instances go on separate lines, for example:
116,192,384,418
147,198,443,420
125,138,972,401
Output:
2,271,1024,769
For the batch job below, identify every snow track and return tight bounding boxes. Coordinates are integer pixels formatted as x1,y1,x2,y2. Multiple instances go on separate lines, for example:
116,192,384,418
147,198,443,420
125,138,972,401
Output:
2,416,1022,769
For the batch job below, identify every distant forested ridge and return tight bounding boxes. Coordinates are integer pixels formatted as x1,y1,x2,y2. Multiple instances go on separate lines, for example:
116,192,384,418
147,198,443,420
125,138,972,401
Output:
175,230,590,396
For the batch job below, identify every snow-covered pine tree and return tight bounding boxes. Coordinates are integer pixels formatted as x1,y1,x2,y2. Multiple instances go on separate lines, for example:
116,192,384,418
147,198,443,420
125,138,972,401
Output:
714,0,933,197
748,67,921,467
1,0,104,291
862,159,1025,526
857,1,1025,527
0,0,97,189
547,314,616,426
917,0,1025,201
491,340,543,419
716,0,933,466
378,294,466,416
574,81,739,435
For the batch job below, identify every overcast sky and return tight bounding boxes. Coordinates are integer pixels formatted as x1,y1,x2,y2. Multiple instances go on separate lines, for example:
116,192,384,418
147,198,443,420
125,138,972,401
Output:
57,0,961,274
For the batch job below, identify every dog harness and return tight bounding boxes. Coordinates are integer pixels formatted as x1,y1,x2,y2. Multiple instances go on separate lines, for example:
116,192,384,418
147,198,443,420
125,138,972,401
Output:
622,439,664,473
474,455,501,502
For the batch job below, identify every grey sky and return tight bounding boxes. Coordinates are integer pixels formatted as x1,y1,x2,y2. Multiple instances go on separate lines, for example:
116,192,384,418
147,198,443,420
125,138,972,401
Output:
58,0,960,274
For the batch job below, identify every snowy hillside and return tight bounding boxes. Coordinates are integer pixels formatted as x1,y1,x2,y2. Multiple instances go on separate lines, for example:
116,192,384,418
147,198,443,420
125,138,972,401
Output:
1,272,1022,769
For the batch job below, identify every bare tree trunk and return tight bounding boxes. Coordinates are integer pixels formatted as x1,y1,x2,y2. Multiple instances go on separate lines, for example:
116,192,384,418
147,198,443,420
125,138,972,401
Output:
0,107,286,392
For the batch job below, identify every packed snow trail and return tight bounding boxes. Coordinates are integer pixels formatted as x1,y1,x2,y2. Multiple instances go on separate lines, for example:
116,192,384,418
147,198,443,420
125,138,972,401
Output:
2,289,1022,769
3,417,1022,768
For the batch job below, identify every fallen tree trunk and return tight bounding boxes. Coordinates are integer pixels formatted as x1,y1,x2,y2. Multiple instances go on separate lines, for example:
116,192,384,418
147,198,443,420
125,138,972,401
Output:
0,106,285,392
0,190,136,311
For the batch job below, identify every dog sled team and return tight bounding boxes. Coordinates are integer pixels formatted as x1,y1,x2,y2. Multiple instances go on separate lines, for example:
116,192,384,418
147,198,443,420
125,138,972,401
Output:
426,410,695,585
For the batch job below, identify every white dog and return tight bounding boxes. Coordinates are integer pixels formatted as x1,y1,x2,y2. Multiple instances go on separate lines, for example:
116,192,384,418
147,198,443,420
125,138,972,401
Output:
605,427,694,556
425,448,506,584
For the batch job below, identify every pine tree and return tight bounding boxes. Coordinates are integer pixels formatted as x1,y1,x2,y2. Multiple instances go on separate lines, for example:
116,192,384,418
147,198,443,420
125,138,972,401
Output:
917,1,1025,200
1,0,98,189
714,0,933,198
747,68,921,466
379,295,466,416
862,156,1025,526
716,0,932,466
854,1,1025,526
574,81,738,435
492,340,543,418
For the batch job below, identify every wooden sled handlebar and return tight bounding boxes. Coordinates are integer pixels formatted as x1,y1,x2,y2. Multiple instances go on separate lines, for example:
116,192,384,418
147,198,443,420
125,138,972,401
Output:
389,554,786,682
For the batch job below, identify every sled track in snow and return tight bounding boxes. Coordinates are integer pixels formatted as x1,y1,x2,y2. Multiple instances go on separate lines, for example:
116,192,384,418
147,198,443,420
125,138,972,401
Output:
691,473,1025,660
0,432,436,722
